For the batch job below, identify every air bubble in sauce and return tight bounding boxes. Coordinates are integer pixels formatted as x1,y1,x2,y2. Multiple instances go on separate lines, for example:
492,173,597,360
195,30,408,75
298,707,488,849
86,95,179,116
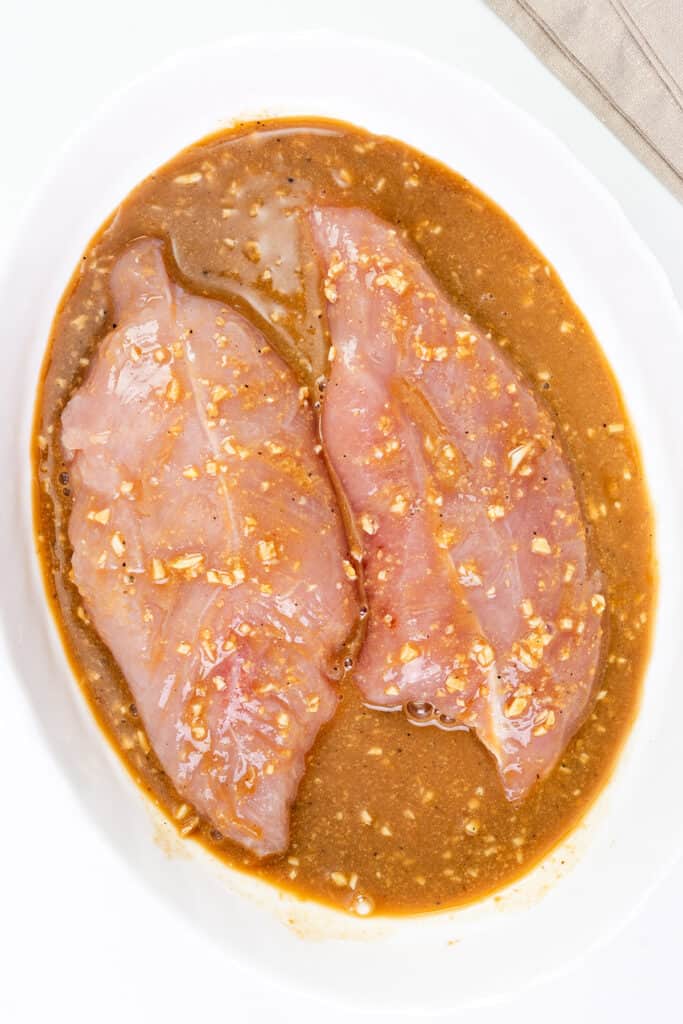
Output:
405,700,435,724
437,712,462,731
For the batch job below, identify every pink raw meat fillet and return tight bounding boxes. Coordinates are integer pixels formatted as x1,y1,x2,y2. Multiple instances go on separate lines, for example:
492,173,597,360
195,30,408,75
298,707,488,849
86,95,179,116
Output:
62,238,357,855
312,206,605,799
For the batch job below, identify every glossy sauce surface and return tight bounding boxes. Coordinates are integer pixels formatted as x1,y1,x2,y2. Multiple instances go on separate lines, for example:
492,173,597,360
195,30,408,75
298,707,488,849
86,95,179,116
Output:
33,119,655,915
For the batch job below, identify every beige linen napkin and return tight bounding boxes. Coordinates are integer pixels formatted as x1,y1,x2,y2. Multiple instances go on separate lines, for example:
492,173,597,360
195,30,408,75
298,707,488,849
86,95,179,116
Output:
486,0,683,200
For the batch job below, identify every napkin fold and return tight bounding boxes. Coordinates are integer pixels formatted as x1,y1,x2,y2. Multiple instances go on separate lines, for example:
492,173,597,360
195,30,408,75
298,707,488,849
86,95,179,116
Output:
486,0,683,200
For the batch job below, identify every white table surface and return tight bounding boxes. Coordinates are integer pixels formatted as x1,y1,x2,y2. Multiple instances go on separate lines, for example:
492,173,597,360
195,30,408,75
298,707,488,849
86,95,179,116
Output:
2,1,682,1021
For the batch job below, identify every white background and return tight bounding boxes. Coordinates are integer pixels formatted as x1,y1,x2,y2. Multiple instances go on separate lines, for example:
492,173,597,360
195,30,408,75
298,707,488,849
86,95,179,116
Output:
2,1,682,1021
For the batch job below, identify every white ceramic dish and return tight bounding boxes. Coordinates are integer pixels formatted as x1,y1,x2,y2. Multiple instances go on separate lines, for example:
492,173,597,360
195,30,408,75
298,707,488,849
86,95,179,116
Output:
2,31,682,1015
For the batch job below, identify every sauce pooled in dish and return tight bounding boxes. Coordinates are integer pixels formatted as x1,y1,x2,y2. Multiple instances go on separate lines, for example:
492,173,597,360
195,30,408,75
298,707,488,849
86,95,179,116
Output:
34,118,655,915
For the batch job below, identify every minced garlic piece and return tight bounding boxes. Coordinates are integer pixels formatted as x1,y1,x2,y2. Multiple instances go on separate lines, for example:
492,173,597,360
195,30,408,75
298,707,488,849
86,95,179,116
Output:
472,642,494,668
110,532,126,556
376,267,409,294
437,528,458,551
508,441,535,475
360,512,379,535
165,376,181,403
87,508,110,525
174,172,202,185
168,552,204,571
532,709,556,736
211,384,230,403
390,493,408,515
445,673,465,693
151,558,167,581
206,562,246,588
342,559,358,580
305,694,320,713
244,240,261,263
399,642,419,664
505,694,529,718
257,539,279,565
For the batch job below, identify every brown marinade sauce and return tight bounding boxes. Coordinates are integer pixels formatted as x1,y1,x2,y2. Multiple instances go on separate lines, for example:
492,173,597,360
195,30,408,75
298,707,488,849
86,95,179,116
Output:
33,118,655,915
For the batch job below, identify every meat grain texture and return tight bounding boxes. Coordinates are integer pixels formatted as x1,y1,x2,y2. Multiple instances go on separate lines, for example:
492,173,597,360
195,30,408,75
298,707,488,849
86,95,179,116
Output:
62,239,357,855
312,207,604,799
